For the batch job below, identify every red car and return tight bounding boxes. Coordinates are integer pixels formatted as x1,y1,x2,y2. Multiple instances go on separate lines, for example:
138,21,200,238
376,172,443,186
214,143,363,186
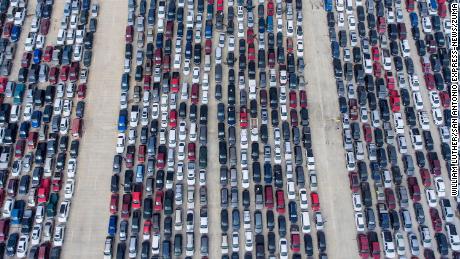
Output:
299,90,307,108
188,142,196,161
421,57,432,73
2,22,13,38
286,38,294,53
132,190,143,210
248,43,255,60
424,73,435,90
143,75,151,90
69,62,80,82
37,178,51,204
373,62,382,78
268,49,276,68
275,190,286,213
406,0,415,11
48,66,59,84
169,109,177,128
125,25,134,43
420,168,431,187
154,48,162,66
428,152,441,176
311,192,320,211
14,140,25,158
60,65,69,81
110,194,119,214
121,193,132,219
191,83,199,104
138,145,146,163
171,72,180,92
52,172,62,192
363,123,372,143
438,3,447,18
246,28,255,44
290,231,301,252
377,16,387,34
267,0,274,16
349,99,358,120
289,91,297,108
205,39,212,55
27,132,38,149
384,188,396,210
349,172,360,192
439,91,450,108
372,46,380,61
162,55,171,72
357,234,370,258
154,191,164,211
264,185,274,209
217,0,223,11
21,52,32,68
143,220,152,239
157,148,166,169
39,19,50,35
77,84,86,99
385,71,395,90
43,46,53,62
240,107,248,128
407,177,421,202
429,208,442,232
290,109,298,127
389,91,400,112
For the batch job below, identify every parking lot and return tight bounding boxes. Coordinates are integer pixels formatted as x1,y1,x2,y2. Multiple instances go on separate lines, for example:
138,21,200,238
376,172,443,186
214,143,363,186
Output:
0,0,456,258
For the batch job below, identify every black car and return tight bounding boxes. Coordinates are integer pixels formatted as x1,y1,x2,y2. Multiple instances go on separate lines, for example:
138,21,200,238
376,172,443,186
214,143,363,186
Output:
304,234,313,256
400,88,410,106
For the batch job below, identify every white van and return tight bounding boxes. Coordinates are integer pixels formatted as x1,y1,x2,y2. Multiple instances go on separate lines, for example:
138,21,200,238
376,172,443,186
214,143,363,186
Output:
301,211,311,233
204,54,211,71
168,128,176,148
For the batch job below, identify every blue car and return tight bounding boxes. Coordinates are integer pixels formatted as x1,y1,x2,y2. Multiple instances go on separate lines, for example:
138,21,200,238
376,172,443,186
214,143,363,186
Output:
117,109,127,132
11,25,22,42
409,12,418,28
156,33,164,49
33,49,42,64
31,110,42,128
258,17,265,33
264,162,272,184
108,215,117,236
324,0,333,11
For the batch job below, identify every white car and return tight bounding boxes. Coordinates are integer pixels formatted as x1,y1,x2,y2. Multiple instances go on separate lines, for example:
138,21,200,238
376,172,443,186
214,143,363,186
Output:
151,103,159,119
443,19,452,34
409,75,420,91
141,107,149,126
409,128,423,150
31,224,42,245
429,91,441,108
53,224,65,246
445,223,460,251
434,177,446,197
58,200,71,223
419,225,432,248
352,193,362,212
422,17,432,33
418,111,430,130
240,129,249,149
347,15,356,30
178,142,186,161
35,205,45,223
116,134,125,154
192,67,200,83
425,188,437,207
382,231,396,258
279,238,289,259
355,212,365,232
64,179,75,199
296,40,304,56
395,232,406,256
16,235,29,258
432,108,444,126
338,12,345,28
299,188,309,211
412,92,424,110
